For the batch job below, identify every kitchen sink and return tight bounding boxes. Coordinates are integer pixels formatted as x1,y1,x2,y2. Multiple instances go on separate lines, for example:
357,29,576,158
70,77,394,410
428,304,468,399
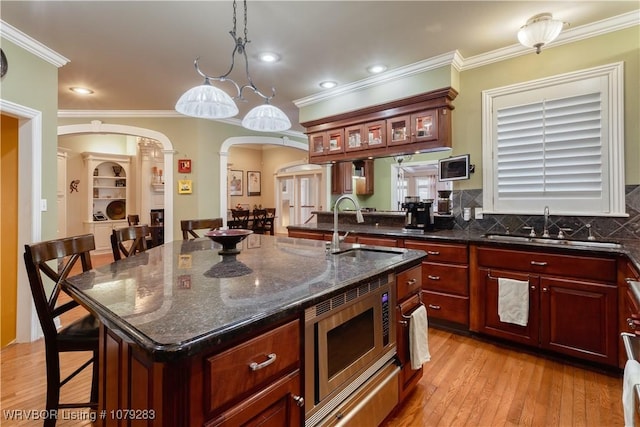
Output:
482,233,622,249
331,247,406,260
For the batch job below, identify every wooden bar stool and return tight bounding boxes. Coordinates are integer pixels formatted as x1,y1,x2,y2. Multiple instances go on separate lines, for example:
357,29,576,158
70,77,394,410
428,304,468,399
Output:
180,218,223,239
111,225,150,261
23,234,99,427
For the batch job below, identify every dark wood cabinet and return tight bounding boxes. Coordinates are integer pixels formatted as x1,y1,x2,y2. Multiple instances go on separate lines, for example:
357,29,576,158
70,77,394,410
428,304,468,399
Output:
309,129,345,160
404,240,469,328
386,110,438,147
472,245,618,367
331,161,352,194
395,266,423,402
354,159,374,195
302,88,457,164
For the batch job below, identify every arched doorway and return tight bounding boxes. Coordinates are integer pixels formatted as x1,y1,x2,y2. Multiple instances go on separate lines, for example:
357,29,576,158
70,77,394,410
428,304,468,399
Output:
218,136,309,231
58,121,176,241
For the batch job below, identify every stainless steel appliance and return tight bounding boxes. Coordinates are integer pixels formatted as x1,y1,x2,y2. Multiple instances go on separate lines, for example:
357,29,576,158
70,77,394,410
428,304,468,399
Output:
304,273,397,426
402,196,434,231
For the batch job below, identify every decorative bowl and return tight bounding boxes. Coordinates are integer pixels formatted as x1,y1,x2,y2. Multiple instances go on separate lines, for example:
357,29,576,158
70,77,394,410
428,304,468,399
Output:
205,229,253,255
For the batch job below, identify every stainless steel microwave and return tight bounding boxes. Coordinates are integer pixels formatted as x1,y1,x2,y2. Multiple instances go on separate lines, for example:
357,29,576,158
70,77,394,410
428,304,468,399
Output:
304,273,396,425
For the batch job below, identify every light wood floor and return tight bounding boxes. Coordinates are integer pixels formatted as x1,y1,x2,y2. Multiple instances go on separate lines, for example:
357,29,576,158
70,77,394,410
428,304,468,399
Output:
2,253,624,426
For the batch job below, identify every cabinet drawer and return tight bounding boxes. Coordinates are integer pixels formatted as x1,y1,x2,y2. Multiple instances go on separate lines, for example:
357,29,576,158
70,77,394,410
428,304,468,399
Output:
288,230,326,241
397,266,422,301
358,235,399,247
422,262,468,296
404,240,468,264
422,290,469,325
205,320,300,414
476,246,616,282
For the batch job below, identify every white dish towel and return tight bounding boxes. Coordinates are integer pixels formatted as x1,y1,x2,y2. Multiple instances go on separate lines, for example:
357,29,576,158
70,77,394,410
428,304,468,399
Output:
409,304,431,370
624,359,640,427
498,277,529,327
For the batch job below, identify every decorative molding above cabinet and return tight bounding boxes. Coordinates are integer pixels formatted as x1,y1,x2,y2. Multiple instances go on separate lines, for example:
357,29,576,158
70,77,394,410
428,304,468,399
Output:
302,87,458,164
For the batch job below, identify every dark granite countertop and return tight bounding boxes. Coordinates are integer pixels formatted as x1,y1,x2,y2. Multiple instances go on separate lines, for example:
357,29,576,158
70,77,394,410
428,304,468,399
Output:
63,235,425,362
287,223,640,270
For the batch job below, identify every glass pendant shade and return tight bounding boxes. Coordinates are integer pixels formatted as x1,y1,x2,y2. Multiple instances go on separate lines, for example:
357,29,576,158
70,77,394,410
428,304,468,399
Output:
518,13,563,54
242,104,292,132
175,83,239,119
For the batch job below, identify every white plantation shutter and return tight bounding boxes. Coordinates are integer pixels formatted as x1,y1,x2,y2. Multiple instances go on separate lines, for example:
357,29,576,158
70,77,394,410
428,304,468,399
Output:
482,63,625,216
496,92,602,199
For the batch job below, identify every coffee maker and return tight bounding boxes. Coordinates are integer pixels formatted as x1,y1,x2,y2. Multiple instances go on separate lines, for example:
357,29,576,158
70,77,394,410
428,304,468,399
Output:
401,196,434,231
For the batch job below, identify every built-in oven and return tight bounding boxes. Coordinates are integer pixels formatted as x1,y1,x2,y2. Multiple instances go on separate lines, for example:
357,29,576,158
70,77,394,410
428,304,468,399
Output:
304,272,397,426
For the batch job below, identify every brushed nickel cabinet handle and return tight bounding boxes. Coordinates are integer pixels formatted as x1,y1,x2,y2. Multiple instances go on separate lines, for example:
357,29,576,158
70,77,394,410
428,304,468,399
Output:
249,353,277,371
427,275,440,281
428,304,441,310
406,278,417,286
530,261,548,266
427,251,440,256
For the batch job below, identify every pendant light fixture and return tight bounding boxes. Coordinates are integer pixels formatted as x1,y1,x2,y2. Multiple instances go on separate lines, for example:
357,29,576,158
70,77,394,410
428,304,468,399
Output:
517,13,564,54
175,0,291,132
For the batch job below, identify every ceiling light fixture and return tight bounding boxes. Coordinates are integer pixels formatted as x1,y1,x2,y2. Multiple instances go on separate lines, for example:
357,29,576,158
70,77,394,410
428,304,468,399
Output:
175,0,291,132
258,52,280,63
517,13,564,54
319,81,337,89
69,87,94,95
367,64,387,74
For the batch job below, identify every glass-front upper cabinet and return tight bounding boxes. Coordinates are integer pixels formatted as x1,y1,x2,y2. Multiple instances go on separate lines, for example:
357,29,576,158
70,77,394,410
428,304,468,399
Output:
364,120,386,148
309,129,345,158
386,110,438,146
345,125,365,152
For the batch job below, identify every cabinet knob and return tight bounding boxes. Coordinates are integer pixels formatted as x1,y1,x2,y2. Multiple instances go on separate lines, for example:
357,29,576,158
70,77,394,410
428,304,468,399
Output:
542,287,549,292
292,395,305,407
628,318,637,329
530,285,536,291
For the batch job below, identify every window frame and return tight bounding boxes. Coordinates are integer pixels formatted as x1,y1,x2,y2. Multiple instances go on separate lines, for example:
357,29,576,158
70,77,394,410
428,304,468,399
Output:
481,62,626,217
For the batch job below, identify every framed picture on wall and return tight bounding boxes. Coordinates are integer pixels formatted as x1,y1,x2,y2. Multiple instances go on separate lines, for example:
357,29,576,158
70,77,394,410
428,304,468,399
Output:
178,179,193,194
248,171,261,196
178,159,192,173
229,170,243,196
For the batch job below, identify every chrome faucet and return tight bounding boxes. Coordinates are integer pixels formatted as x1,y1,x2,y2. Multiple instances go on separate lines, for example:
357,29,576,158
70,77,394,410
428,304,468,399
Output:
331,195,364,252
542,206,550,238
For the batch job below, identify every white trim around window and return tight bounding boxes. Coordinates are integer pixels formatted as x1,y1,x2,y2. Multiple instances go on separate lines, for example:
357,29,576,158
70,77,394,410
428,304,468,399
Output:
482,62,626,217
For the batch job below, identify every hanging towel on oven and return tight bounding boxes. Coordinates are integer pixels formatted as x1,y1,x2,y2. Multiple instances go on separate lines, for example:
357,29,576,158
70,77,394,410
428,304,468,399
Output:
498,277,529,327
410,304,430,370
624,359,640,427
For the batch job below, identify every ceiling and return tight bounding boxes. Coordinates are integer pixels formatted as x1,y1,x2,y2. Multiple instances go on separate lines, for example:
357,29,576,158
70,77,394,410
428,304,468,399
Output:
2,1,638,133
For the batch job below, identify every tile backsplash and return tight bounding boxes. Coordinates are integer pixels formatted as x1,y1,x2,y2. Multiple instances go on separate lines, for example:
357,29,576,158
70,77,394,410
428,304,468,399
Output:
451,185,640,241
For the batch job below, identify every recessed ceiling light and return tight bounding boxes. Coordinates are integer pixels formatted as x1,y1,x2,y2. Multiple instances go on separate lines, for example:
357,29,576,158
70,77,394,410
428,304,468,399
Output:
69,87,94,95
258,52,280,63
367,64,387,74
319,81,337,89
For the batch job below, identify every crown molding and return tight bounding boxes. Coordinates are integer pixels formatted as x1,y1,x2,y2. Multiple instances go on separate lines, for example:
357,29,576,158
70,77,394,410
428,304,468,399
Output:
57,110,306,139
0,20,68,67
294,10,639,106
293,51,461,108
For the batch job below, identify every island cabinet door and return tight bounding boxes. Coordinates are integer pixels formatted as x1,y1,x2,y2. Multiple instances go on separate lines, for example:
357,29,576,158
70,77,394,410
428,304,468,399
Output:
205,370,301,427
396,293,423,403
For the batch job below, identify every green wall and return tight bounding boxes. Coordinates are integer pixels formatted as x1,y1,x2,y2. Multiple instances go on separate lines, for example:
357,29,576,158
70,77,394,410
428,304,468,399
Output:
1,38,60,240
302,25,640,207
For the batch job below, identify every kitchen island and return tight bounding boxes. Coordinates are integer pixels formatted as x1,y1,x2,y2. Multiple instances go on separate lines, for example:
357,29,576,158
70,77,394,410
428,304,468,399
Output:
63,234,425,426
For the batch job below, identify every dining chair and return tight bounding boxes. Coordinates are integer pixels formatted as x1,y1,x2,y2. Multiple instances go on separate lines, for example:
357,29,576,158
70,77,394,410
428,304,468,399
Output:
110,225,150,261
23,234,99,427
252,209,274,235
127,214,140,226
180,218,223,239
229,209,250,229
